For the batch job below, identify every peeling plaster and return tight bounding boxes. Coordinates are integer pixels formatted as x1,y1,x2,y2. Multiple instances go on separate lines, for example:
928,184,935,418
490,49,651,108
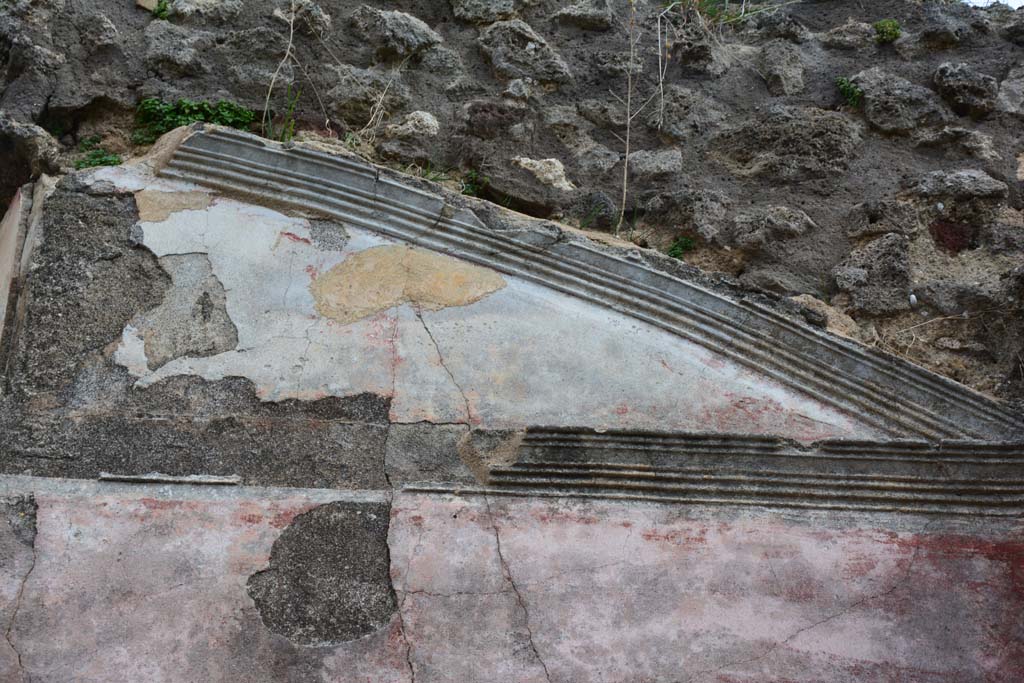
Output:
104,167,879,441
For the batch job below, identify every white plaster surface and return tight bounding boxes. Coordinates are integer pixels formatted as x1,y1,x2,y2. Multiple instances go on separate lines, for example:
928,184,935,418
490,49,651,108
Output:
0,188,23,348
100,166,880,441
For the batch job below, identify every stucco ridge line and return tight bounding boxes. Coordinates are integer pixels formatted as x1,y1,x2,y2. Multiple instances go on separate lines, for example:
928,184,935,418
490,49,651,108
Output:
161,129,1023,439
197,131,1020,429
158,153,965,438
403,484,1024,517
495,463,1024,488
488,472,1024,502
190,128,1012,421
519,428,1024,461
158,159,941,439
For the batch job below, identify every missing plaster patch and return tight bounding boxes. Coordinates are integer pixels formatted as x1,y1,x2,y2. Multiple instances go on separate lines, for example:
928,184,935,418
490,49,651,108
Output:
130,253,238,370
134,190,211,223
246,501,397,646
310,245,506,324
458,429,525,483
1,494,37,548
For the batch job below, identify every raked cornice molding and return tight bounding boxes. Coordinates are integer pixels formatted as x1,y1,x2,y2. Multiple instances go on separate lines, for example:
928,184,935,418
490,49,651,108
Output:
159,126,1024,442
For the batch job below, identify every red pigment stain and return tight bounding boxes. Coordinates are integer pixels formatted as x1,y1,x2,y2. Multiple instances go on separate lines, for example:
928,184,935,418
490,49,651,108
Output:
614,403,630,416
305,264,319,280
139,498,185,511
238,513,264,525
842,555,879,580
701,355,726,370
641,527,708,548
532,510,600,526
269,506,315,529
281,231,312,245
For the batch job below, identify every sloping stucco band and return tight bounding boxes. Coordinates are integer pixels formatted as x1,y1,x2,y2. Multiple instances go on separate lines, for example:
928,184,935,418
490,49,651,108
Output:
159,126,1024,441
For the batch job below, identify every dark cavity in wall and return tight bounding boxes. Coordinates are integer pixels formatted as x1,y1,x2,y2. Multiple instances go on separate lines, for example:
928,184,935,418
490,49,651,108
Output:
0,133,31,214
247,501,397,646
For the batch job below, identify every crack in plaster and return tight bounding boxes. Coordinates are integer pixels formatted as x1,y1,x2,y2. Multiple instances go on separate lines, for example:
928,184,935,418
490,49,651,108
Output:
684,519,939,682
413,306,474,425
484,494,554,683
4,532,36,682
389,499,418,683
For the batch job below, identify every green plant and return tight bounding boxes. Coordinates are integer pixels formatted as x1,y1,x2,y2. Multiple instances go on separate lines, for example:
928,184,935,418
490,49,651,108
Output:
132,97,256,145
269,84,301,143
406,162,450,183
152,0,170,20
873,19,901,44
75,136,122,169
667,236,696,259
460,170,489,197
579,204,604,230
835,77,864,108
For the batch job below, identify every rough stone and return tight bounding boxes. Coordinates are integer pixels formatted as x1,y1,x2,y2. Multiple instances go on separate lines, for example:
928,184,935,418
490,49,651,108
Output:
646,85,728,141
911,126,1000,162
909,168,1008,229
627,148,683,179
143,20,213,77
478,20,572,84
272,0,332,37
760,39,804,95
845,199,920,239
169,0,243,21
511,157,575,191
933,62,999,118
384,111,440,141
0,114,61,179
247,501,396,645
1001,8,1024,46
710,105,862,183
554,0,613,31
643,189,731,245
727,206,817,252
819,20,874,50
351,5,442,60
789,294,862,340
323,64,410,127
996,64,1024,117
833,233,911,315
852,67,951,134
450,0,516,24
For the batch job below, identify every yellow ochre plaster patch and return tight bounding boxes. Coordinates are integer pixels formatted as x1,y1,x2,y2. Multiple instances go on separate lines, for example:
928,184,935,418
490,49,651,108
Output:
135,190,212,223
310,245,506,324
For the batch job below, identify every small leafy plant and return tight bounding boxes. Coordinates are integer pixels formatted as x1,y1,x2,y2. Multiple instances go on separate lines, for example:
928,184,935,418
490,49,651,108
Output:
269,85,301,143
460,169,490,197
406,162,450,183
873,19,901,44
667,236,696,259
152,0,170,20
835,77,864,108
75,136,122,169
579,204,604,230
132,97,256,145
